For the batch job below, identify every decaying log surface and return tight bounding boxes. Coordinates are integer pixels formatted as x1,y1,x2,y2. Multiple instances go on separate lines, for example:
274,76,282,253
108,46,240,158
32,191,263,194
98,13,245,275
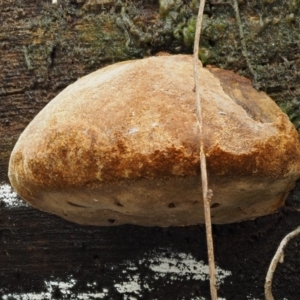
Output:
1,0,300,182
2,1,300,298
1,196,300,299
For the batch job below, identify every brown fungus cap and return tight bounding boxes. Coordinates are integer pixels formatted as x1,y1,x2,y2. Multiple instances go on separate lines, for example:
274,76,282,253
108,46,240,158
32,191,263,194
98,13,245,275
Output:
8,55,300,226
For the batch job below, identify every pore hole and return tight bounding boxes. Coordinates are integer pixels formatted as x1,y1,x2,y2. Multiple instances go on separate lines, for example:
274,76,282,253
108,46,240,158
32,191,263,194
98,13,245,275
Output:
67,201,87,208
210,202,221,208
108,219,116,224
168,203,175,208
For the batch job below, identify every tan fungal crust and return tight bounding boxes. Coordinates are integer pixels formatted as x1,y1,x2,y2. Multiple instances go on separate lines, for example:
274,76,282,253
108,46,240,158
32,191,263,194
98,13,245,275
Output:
8,55,300,226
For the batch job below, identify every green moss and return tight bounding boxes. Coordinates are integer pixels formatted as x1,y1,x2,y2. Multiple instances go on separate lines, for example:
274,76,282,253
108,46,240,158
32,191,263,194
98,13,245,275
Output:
199,47,214,65
77,15,133,62
23,43,56,70
289,0,300,11
280,99,300,131
159,0,183,17
17,0,300,132
182,16,196,48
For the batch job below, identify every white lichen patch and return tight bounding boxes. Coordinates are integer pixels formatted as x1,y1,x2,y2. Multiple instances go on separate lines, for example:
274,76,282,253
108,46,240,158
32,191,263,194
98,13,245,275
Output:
0,184,28,208
114,275,142,294
0,230,232,299
2,277,108,300
114,251,231,299
144,252,231,284
45,278,77,296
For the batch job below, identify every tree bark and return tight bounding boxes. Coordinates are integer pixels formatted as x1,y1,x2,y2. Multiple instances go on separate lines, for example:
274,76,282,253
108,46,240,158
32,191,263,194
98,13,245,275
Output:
1,0,300,182
1,196,300,299
1,2,300,298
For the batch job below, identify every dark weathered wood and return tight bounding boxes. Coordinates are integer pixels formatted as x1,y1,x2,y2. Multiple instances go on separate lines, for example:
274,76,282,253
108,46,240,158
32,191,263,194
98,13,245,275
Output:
1,0,300,181
1,199,300,298
0,0,154,181
2,1,300,298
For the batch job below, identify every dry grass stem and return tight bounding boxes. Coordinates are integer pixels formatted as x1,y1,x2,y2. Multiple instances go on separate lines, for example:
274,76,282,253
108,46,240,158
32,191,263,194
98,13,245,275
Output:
193,0,218,299
265,226,300,300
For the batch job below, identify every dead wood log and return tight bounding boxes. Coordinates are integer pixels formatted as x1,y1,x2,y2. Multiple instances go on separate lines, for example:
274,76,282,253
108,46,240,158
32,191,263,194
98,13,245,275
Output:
1,0,300,182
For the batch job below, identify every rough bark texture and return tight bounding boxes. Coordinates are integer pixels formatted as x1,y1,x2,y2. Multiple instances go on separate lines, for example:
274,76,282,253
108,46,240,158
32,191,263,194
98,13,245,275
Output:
2,1,300,298
1,0,300,182
1,197,300,299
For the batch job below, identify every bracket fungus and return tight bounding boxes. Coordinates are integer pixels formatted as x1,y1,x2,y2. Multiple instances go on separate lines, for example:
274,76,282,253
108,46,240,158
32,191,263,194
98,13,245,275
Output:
8,55,300,226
